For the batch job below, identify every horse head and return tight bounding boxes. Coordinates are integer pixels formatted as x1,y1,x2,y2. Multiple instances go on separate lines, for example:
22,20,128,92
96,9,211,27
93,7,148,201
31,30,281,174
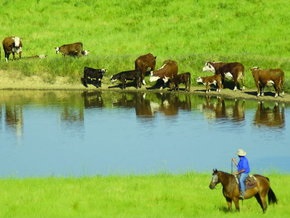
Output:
209,169,219,189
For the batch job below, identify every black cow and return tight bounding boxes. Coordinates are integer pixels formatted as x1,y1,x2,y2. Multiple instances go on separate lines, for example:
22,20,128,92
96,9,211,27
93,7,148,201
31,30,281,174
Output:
110,70,141,89
81,67,106,88
2,36,22,62
55,42,88,57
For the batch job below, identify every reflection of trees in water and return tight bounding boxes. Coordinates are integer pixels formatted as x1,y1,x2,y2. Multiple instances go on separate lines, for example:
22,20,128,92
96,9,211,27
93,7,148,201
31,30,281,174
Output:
199,96,245,122
253,102,285,128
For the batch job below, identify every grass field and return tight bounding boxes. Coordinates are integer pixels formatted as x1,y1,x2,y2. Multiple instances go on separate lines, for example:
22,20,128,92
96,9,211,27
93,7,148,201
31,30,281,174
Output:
0,0,290,90
0,173,290,218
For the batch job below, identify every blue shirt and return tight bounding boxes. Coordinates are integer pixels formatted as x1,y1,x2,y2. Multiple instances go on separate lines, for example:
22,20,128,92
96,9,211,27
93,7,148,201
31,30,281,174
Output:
237,156,250,173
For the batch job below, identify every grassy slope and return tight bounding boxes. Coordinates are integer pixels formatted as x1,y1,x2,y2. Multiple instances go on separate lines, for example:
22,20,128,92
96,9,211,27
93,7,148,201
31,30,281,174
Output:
0,0,290,90
0,173,289,218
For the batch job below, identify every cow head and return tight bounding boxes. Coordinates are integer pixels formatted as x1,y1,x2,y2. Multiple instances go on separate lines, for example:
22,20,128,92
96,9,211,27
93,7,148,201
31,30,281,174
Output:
55,47,60,54
11,37,22,54
202,62,216,73
196,76,204,84
82,50,89,56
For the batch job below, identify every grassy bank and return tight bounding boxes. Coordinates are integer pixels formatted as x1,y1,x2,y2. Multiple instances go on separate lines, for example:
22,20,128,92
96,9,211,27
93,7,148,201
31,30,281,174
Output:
0,173,289,218
0,0,290,91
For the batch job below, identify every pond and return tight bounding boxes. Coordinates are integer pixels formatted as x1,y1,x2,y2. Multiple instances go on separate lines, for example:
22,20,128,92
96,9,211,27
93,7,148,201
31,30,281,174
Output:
0,90,289,178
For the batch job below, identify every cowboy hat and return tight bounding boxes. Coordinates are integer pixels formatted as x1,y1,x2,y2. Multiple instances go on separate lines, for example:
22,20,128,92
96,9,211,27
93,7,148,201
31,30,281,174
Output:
236,149,247,156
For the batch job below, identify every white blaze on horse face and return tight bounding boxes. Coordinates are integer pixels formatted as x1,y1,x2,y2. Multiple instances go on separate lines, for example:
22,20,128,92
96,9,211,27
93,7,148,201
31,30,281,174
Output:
202,63,216,73
211,174,218,185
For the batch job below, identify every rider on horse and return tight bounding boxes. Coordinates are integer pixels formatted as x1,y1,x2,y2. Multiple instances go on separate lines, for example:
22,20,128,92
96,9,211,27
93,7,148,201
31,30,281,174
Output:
232,149,250,199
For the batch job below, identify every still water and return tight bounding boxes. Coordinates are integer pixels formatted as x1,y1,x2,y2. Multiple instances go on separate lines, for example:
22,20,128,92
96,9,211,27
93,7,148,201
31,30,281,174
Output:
0,90,289,178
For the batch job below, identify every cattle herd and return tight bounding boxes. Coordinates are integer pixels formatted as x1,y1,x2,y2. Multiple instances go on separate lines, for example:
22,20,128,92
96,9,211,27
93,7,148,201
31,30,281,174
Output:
1,36,285,98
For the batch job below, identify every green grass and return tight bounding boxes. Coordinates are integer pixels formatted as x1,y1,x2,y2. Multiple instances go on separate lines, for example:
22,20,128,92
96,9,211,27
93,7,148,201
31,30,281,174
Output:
0,173,289,218
0,0,290,91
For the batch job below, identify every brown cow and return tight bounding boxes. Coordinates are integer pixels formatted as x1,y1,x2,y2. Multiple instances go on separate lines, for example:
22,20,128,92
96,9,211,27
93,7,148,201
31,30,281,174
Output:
202,61,245,91
2,36,22,62
149,60,178,86
196,74,222,93
55,42,88,57
135,53,156,85
250,67,284,97
169,72,191,92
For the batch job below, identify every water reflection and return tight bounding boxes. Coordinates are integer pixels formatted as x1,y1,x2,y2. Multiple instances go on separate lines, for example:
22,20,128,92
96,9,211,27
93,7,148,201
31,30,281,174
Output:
253,101,285,128
1,104,23,137
0,90,289,177
0,91,288,137
198,96,245,122
108,92,191,117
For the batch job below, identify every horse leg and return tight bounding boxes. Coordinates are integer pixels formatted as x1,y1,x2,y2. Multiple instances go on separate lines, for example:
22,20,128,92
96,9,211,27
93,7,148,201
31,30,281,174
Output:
225,197,233,211
233,198,240,211
255,193,267,213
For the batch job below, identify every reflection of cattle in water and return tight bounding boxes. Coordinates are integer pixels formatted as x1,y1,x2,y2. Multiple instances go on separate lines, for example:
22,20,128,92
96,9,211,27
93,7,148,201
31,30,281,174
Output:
112,92,191,117
155,93,191,116
82,91,104,108
254,102,285,128
4,104,23,136
61,106,84,123
199,96,245,121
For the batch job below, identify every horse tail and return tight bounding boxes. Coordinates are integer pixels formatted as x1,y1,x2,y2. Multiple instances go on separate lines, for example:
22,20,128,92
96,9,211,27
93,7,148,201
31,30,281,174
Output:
268,187,278,205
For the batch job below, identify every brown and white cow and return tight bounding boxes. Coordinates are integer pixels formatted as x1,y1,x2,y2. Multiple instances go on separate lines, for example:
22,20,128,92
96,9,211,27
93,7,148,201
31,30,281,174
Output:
169,72,191,92
2,36,22,62
250,67,284,97
196,74,222,93
149,60,178,87
55,42,88,57
202,61,245,91
135,53,156,85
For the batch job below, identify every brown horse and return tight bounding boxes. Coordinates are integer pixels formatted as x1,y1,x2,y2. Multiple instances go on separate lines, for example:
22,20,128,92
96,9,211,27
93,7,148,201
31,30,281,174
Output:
209,169,277,212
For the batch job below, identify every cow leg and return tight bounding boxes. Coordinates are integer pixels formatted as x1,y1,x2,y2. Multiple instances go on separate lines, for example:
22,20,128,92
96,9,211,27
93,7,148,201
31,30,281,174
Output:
4,53,9,62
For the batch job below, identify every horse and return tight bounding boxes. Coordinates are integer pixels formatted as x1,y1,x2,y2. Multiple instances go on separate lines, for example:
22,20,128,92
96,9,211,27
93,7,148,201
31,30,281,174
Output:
209,169,277,213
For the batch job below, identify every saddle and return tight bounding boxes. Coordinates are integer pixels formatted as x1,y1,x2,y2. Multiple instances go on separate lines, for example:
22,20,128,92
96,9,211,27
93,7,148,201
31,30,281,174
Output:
235,174,257,189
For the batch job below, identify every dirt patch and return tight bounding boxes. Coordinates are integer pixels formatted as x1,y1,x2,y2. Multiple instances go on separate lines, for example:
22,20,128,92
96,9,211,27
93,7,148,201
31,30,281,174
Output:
0,72,289,104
